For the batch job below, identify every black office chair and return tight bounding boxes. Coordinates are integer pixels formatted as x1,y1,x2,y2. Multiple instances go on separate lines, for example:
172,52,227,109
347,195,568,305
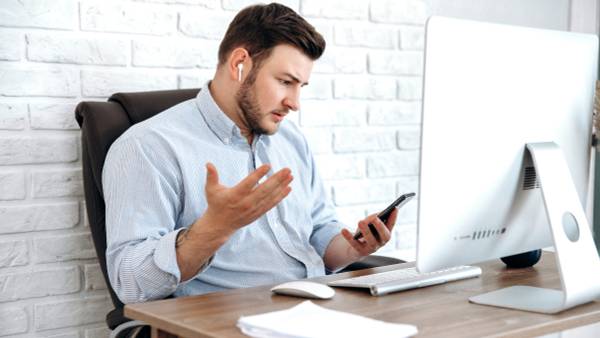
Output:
76,88,201,337
75,88,402,337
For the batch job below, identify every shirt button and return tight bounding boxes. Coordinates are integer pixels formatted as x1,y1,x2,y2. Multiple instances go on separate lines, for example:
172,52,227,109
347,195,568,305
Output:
223,137,230,144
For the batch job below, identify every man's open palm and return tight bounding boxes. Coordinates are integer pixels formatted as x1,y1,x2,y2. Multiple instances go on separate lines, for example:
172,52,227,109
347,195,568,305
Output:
203,162,293,233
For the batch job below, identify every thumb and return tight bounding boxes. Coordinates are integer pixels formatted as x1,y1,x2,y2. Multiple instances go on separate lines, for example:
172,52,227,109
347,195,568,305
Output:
205,162,219,187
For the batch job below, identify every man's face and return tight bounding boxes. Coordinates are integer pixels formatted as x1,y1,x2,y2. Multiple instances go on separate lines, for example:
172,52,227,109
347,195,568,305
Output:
236,44,313,136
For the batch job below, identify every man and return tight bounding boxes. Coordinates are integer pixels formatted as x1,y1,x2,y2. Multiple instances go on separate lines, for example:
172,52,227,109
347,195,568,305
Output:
103,3,399,303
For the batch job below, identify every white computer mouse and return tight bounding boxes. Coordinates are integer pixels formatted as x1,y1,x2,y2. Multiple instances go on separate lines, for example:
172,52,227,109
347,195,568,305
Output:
270,281,335,299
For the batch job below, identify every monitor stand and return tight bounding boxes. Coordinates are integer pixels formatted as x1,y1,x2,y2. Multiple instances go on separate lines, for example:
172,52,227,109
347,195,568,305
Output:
469,142,600,314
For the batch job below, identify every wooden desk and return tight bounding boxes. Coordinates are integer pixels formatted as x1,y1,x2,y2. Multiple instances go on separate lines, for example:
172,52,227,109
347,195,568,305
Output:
125,253,600,338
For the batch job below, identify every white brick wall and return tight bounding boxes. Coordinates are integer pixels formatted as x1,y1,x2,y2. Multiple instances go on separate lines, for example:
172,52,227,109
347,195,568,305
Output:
0,0,427,335
26,34,129,66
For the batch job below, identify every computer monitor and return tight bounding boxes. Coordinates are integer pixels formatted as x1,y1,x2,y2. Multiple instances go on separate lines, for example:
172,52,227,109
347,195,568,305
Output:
416,16,600,313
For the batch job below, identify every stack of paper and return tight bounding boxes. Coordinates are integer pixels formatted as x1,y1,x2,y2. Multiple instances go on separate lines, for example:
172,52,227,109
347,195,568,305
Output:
237,301,418,338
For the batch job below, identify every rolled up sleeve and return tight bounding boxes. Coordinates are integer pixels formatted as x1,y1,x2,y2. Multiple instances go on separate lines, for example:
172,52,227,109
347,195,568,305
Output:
103,136,186,303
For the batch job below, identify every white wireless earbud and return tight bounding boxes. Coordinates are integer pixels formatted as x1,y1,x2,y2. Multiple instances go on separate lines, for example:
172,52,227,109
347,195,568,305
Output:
237,63,244,82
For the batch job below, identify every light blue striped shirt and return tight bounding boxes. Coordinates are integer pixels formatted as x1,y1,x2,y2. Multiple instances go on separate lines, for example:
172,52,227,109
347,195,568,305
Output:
103,82,344,303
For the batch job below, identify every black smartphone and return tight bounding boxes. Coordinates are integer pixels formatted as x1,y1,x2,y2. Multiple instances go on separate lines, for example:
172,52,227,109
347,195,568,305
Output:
353,192,416,241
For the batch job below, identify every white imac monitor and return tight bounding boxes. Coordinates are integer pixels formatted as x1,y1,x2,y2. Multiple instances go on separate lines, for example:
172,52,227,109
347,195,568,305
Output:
416,16,600,313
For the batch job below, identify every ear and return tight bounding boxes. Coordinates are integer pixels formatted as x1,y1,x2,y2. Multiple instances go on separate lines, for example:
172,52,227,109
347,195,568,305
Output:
227,47,252,82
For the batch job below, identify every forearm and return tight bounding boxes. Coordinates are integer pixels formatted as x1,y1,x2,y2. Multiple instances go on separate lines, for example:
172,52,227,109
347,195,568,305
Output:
176,214,232,281
322,233,363,272
108,215,233,303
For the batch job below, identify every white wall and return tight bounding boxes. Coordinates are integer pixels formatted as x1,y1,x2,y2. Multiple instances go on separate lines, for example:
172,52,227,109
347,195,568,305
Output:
0,0,427,336
570,0,599,33
426,0,570,30
426,0,600,34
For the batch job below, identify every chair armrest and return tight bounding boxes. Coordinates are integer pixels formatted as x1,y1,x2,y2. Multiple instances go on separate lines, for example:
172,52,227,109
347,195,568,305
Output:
339,254,404,272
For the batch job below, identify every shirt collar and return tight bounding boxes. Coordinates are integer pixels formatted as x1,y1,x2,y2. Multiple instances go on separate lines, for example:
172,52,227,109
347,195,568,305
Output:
195,81,239,145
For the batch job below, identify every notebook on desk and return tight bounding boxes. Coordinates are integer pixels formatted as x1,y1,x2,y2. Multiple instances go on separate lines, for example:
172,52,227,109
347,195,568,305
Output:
328,262,482,296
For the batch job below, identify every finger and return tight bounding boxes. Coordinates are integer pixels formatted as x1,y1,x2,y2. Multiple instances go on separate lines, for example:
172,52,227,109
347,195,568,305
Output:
359,221,379,251
251,168,292,200
232,169,290,223
205,162,219,187
250,177,293,217
363,213,380,225
353,220,367,237
235,164,271,192
358,216,379,235
342,228,368,253
353,220,370,243
341,228,354,242
254,171,293,202
343,228,365,247
246,186,292,222
341,228,361,249
372,217,391,245
246,170,292,210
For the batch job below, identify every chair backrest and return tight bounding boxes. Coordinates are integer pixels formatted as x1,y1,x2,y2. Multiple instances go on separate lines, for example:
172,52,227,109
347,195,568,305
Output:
75,88,199,328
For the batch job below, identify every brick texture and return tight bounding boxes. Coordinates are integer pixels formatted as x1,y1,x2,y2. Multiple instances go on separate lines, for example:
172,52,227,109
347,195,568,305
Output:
0,30,23,61
34,296,112,331
0,305,28,336
0,67,79,97
0,171,26,200
0,0,77,29
27,34,129,66
0,103,27,130
0,266,80,302
0,240,29,268
0,136,78,165
80,2,176,35
0,202,79,234
34,233,96,263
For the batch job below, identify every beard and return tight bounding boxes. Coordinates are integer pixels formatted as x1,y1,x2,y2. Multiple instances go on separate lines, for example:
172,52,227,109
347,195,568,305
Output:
235,72,271,135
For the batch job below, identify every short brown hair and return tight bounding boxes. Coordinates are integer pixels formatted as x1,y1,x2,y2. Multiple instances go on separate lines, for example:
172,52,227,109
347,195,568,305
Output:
218,3,325,67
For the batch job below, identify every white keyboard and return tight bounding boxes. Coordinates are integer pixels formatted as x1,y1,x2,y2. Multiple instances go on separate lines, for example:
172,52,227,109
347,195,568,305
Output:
328,263,482,296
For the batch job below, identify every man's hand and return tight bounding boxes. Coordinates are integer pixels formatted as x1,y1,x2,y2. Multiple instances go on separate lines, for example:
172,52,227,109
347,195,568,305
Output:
175,162,293,281
341,208,399,258
202,162,293,234
323,208,399,272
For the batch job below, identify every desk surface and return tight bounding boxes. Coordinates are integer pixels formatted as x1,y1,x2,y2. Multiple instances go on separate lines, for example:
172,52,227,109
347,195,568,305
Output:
125,253,600,338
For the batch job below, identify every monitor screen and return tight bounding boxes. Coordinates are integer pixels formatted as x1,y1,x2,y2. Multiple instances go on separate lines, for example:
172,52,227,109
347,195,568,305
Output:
416,16,598,273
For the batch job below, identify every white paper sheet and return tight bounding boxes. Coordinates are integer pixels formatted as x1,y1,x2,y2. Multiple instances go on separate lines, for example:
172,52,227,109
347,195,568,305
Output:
237,301,418,338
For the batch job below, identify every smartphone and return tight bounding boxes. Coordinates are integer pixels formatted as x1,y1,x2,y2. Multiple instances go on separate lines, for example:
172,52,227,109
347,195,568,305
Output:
353,192,416,241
